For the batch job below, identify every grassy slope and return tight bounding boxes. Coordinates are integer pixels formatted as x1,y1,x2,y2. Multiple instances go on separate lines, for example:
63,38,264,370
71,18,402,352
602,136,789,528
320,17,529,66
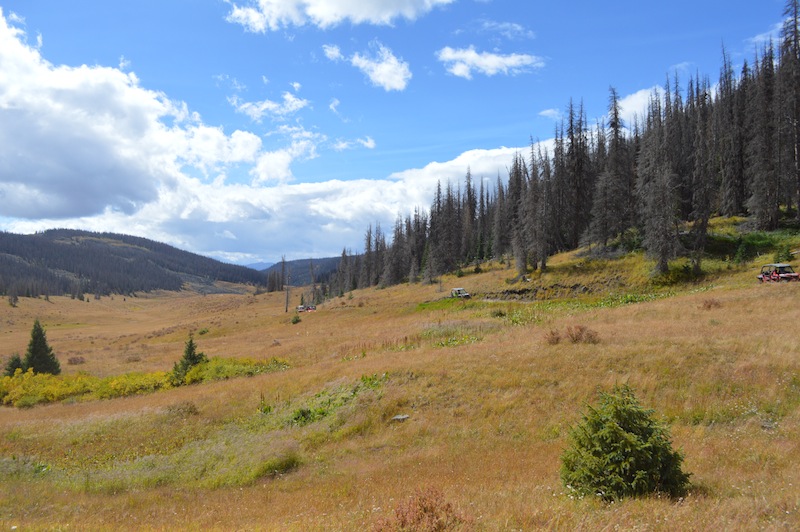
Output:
1,239,800,530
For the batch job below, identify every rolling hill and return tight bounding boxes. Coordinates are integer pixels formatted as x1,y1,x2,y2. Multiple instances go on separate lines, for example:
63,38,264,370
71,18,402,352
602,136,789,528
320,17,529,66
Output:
0,229,268,297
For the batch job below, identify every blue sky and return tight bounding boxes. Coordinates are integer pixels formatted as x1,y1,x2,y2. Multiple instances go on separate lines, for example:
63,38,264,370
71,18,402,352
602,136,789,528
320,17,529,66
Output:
0,0,786,265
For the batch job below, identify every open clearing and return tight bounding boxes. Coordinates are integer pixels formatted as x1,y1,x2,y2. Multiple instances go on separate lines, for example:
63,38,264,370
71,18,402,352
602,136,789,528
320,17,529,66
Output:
1,257,799,530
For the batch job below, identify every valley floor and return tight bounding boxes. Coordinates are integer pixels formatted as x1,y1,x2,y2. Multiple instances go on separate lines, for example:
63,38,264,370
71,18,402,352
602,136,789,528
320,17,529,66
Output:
1,261,799,530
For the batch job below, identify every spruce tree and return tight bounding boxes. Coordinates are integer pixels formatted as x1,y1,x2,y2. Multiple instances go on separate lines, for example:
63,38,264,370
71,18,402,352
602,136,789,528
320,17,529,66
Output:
561,385,691,501
781,0,800,218
638,90,680,275
3,354,24,377
23,319,61,375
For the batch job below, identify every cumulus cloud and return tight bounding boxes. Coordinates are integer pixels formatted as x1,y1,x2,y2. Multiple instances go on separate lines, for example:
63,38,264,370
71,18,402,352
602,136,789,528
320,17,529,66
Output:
0,11,308,222
351,43,412,91
0,9,531,264
226,0,454,32
324,42,412,91
617,86,662,128
250,126,324,184
437,46,544,79
0,14,177,218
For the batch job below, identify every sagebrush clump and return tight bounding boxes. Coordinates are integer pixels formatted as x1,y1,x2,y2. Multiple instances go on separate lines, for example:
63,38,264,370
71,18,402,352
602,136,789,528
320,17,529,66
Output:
373,487,472,531
560,384,690,501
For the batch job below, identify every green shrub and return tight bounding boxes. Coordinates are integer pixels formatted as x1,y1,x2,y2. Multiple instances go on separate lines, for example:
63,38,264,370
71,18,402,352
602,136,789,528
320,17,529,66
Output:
560,385,690,501
774,244,793,263
253,451,300,479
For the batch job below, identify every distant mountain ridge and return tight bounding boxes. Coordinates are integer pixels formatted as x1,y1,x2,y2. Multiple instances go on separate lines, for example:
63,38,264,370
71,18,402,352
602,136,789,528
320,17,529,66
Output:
246,261,274,271
264,256,342,287
0,229,268,297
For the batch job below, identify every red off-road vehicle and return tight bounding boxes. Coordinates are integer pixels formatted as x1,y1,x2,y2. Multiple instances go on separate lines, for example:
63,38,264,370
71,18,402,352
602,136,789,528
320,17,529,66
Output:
757,263,800,282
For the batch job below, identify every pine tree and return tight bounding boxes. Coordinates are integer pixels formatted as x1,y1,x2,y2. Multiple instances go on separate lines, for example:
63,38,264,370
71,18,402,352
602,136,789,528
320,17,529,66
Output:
23,319,61,375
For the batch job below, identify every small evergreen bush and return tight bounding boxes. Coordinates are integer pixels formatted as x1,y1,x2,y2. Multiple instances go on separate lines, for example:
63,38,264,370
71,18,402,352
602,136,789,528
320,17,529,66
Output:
3,354,23,377
169,334,207,386
561,385,690,501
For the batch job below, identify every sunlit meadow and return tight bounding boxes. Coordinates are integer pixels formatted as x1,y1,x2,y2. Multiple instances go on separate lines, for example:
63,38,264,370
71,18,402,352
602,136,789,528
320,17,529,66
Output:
1,244,800,530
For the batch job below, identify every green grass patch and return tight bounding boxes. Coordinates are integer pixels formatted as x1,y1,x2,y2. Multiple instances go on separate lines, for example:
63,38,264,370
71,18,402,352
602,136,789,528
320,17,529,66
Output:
420,322,489,346
416,297,478,312
283,373,388,427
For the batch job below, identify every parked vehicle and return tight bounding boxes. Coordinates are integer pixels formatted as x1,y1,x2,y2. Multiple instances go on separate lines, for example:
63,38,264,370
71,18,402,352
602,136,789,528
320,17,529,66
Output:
757,263,800,282
451,287,470,298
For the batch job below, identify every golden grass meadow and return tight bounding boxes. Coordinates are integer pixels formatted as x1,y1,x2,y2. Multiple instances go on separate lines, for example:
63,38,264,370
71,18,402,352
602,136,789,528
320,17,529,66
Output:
1,250,800,530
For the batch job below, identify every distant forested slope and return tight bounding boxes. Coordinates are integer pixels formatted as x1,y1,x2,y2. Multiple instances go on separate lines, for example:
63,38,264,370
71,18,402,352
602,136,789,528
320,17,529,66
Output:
0,229,266,298
263,256,341,289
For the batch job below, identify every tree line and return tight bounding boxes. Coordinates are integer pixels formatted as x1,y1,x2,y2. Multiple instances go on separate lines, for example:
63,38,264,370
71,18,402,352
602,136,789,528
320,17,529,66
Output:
312,0,800,294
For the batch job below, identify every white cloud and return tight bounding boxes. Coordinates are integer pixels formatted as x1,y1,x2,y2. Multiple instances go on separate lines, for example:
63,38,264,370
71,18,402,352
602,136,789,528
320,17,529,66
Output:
0,9,534,264
326,42,412,91
351,43,412,91
290,81,301,91
538,108,561,121
183,126,263,172
323,44,343,61
333,136,376,151
250,125,324,184
747,21,782,47
228,91,310,121
618,86,663,128
0,11,311,222
437,46,544,79
226,0,454,32
214,74,247,91
481,20,535,40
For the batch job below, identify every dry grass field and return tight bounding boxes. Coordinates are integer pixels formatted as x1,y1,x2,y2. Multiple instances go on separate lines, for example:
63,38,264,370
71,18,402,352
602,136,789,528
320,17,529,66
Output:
1,253,800,530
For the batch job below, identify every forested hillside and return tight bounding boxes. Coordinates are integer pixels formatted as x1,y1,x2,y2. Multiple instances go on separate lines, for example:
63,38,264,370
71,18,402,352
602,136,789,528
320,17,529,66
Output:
263,256,341,291
322,1,800,295
0,229,266,298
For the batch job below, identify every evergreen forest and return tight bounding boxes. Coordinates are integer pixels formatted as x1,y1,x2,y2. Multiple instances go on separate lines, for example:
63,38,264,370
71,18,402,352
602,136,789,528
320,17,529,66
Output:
316,1,800,296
